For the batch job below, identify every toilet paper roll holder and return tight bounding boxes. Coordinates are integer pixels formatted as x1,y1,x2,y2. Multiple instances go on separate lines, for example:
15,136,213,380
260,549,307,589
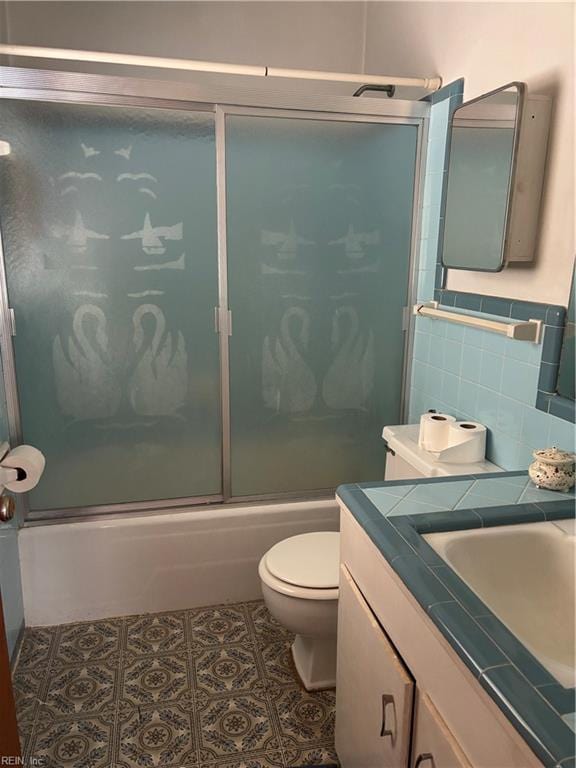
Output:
0,441,18,523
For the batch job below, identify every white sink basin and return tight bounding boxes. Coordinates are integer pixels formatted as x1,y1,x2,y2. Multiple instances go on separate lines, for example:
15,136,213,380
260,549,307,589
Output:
425,520,576,688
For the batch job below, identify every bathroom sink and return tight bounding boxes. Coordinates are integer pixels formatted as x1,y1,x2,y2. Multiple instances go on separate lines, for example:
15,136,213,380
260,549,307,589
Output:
425,520,576,688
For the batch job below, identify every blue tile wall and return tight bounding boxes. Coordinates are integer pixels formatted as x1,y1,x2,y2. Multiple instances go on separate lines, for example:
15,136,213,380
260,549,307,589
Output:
411,81,575,468
416,80,464,302
409,313,575,469
430,290,574,425
0,349,24,660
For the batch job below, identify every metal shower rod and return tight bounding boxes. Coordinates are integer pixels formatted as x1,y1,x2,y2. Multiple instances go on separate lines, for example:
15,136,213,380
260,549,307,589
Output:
0,44,443,91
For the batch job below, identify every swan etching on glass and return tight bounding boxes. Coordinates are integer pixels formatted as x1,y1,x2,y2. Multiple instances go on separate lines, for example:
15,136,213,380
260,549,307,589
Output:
322,306,374,411
52,303,121,420
129,304,188,417
262,306,317,414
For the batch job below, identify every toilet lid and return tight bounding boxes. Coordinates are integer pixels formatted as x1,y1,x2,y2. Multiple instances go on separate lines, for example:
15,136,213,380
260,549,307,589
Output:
264,532,340,589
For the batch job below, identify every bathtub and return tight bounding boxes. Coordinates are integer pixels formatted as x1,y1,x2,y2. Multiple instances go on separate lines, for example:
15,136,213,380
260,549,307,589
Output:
19,498,339,627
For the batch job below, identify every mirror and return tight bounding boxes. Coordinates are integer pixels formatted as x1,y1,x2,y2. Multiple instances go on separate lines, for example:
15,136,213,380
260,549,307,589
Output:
557,266,575,401
441,83,520,271
440,82,550,272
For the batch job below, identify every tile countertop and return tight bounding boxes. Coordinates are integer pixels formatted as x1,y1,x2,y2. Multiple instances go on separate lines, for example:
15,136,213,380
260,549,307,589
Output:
337,471,576,768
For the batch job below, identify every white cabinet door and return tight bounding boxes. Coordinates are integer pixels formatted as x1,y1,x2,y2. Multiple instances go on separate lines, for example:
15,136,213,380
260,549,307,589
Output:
336,565,414,768
411,693,473,768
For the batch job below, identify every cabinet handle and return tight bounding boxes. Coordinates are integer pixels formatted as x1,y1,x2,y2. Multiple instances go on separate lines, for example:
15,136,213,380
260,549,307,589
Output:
415,753,434,767
380,693,395,741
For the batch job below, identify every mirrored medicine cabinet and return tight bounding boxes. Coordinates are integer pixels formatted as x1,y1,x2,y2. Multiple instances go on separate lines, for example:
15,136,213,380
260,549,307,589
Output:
441,82,551,272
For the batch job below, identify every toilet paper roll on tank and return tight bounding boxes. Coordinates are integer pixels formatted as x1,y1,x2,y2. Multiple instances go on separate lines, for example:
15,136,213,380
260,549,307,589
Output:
418,412,456,451
418,412,486,464
0,445,45,492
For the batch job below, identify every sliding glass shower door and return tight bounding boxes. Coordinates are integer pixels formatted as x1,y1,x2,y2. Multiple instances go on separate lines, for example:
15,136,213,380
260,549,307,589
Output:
225,114,418,496
0,79,422,515
0,100,222,510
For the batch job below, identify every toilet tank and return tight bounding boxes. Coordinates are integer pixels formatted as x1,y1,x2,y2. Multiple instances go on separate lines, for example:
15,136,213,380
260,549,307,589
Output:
383,424,501,481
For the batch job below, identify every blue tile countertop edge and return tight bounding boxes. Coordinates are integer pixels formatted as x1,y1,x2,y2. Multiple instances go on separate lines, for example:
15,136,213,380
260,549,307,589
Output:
337,472,576,768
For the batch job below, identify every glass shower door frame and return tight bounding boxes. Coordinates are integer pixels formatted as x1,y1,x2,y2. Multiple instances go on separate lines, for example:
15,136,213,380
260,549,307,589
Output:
0,66,429,520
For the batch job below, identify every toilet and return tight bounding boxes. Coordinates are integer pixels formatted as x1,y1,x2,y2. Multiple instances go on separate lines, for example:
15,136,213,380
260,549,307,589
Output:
259,424,503,692
259,531,340,691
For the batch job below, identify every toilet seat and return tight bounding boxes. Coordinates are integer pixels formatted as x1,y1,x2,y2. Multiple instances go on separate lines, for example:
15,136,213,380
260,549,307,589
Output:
259,532,340,601
259,558,339,600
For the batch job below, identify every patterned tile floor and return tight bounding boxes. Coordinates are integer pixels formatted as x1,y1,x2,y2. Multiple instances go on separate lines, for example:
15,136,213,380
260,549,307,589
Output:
12,601,337,768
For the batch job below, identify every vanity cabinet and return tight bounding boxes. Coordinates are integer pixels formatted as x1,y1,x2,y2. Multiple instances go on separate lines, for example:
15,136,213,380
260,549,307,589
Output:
336,566,414,767
336,505,544,768
411,693,472,768
336,562,472,768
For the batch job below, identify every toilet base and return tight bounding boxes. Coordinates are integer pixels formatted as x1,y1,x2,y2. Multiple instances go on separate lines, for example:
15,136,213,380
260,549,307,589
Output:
291,633,337,691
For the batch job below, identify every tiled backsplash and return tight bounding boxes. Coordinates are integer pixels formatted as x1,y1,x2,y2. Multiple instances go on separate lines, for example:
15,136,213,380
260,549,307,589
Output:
410,83,574,470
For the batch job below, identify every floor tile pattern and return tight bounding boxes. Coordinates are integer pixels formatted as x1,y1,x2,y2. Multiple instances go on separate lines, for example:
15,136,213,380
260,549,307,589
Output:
12,601,337,768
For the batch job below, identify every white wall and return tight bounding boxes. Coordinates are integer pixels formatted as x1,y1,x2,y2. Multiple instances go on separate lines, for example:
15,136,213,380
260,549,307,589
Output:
364,1,575,307
1,1,367,92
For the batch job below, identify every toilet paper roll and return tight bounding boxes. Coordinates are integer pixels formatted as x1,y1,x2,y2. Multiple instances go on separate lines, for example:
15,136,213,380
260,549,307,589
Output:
2,445,46,493
418,412,456,452
437,422,487,464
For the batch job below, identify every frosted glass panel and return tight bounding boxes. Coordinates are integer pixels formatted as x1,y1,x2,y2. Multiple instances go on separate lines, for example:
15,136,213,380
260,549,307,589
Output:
226,116,417,496
0,101,221,509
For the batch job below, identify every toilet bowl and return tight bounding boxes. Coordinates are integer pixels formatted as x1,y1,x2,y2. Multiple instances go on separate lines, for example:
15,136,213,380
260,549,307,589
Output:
258,531,339,691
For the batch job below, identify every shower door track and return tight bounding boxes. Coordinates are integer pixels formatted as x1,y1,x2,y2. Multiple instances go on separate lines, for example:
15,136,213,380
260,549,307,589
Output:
0,65,429,521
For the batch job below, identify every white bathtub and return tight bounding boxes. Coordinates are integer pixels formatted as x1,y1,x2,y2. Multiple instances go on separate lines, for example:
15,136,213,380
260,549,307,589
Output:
19,499,339,627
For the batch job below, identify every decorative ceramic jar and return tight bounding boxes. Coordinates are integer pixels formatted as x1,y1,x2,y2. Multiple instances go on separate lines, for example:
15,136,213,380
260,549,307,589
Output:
528,448,575,492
